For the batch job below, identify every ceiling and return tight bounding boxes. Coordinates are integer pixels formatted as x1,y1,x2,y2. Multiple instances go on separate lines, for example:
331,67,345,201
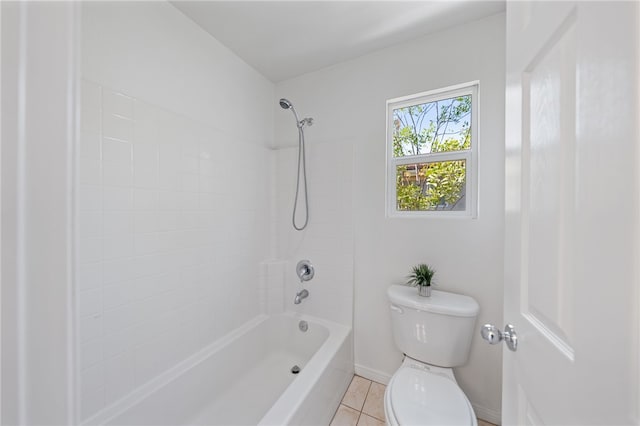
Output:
172,1,505,83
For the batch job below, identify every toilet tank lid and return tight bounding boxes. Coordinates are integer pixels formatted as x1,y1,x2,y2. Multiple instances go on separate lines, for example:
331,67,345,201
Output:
387,285,479,317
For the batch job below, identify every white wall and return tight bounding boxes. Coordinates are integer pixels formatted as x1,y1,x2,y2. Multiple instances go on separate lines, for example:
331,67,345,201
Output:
77,2,274,421
275,13,506,422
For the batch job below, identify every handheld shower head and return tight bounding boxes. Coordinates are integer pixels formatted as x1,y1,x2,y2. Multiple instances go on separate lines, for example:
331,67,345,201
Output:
279,98,293,110
279,98,301,127
278,98,313,128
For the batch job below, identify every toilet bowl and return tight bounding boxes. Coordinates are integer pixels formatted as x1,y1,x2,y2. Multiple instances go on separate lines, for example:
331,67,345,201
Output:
384,285,479,426
384,357,476,426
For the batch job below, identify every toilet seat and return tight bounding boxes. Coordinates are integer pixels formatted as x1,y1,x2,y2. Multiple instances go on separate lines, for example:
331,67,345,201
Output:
384,363,476,426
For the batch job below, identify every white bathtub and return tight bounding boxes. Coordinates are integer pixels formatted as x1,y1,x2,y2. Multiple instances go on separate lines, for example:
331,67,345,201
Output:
86,313,353,426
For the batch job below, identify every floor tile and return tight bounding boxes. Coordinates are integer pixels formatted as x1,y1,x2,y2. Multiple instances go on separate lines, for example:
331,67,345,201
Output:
361,381,386,422
334,375,499,426
341,375,372,411
330,404,360,426
357,413,385,426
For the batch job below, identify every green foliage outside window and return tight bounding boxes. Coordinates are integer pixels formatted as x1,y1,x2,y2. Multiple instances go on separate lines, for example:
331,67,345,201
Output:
393,95,471,211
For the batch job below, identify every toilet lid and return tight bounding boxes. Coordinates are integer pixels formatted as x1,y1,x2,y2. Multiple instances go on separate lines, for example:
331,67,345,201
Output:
389,367,474,426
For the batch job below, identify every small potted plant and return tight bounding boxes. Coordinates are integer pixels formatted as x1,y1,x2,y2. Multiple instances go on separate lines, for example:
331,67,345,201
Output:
407,264,436,297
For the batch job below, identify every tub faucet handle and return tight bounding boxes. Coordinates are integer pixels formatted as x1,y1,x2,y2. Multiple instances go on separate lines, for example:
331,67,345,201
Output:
296,260,314,282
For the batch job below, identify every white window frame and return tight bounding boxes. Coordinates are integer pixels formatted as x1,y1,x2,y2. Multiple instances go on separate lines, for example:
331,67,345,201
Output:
386,81,479,218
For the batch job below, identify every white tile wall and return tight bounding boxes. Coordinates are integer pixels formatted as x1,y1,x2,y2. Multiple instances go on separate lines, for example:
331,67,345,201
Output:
259,260,286,315
77,80,270,419
273,143,355,326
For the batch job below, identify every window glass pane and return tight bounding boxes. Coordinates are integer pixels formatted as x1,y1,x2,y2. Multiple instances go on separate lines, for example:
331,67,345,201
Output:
393,95,471,157
396,160,466,211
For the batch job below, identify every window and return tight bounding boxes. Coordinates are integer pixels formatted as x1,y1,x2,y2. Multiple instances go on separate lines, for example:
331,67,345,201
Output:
386,82,478,217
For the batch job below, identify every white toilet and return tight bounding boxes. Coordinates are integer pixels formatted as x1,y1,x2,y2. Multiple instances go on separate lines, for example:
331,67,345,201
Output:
384,284,480,426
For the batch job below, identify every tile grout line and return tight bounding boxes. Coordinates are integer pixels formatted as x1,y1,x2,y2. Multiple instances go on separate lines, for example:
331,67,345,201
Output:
362,380,372,413
356,381,373,426
361,380,372,421
345,378,371,412
363,379,386,423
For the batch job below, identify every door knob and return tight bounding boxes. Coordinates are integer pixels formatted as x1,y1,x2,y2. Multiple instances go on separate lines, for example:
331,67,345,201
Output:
481,324,518,352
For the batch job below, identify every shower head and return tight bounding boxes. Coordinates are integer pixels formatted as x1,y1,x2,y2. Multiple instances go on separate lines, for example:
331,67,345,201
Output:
279,98,302,127
279,98,313,129
279,98,293,110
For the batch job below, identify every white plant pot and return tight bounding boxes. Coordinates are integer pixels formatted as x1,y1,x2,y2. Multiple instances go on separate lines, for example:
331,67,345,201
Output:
418,285,431,297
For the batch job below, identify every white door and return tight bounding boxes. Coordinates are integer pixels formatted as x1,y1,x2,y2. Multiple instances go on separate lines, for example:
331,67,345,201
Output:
502,1,639,425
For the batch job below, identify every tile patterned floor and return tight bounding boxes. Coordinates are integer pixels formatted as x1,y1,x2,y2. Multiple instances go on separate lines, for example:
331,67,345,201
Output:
331,375,385,426
331,375,499,426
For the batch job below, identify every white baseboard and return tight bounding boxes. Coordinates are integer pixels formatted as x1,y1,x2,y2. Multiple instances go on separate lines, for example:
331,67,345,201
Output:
354,363,392,385
472,402,502,425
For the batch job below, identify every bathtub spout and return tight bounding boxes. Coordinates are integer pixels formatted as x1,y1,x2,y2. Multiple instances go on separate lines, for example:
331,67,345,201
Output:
294,289,309,304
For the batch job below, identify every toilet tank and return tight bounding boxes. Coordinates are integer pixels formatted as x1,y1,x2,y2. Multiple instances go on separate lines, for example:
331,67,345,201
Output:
387,285,479,368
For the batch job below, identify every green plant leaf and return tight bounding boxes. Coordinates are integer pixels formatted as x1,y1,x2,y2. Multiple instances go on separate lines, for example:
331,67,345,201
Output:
406,263,436,287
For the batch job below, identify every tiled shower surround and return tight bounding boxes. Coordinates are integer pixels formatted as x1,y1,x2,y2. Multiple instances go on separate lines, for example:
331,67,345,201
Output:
77,80,270,419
